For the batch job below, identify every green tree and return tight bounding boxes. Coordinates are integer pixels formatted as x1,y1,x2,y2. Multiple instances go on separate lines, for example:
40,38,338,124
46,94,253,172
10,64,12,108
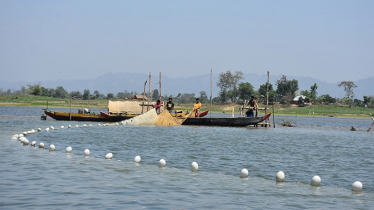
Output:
217,70,244,103
55,86,68,98
27,84,42,96
199,91,208,103
238,82,254,102
310,83,318,103
83,89,90,100
94,90,100,99
152,89,159,100
107,93,114,99
338,81,357,106
276,75,298,102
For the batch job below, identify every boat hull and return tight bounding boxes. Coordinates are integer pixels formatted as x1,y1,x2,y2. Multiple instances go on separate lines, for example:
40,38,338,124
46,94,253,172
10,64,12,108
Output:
182,113,271,127
44,110,127,122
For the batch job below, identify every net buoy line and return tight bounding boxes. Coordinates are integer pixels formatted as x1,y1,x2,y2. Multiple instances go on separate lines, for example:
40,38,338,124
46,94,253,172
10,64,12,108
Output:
9,114,365,193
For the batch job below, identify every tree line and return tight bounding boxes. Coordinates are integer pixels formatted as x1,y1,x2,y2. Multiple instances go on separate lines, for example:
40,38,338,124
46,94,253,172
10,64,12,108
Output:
1,72,373,108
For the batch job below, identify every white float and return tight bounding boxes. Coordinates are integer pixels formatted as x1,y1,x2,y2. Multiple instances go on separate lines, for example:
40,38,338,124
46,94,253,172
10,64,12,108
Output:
276,171,285,182
39,142,45,148
134,156,141,163
31,141,36,146
351,181,363,192
105,153,113,159
50,126,54,130
84,149,90,156
240,168,248,178
61,126,64,129
38,128,41,132
68,125,71,128
158,159,166,167
66,146,72,153
191,162,198,172
46,128,50,131
311,175,321,186
22,139,29,146
49,144,55,151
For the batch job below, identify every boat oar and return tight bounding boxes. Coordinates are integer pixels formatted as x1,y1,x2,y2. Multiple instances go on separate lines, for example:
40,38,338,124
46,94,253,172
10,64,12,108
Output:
367,117,374,132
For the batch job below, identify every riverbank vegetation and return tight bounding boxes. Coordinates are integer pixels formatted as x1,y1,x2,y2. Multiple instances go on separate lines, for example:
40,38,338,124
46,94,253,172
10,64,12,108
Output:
1,71,373,118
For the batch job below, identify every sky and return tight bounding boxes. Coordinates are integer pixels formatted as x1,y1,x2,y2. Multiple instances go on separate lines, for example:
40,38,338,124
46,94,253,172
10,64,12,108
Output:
1,0,373,84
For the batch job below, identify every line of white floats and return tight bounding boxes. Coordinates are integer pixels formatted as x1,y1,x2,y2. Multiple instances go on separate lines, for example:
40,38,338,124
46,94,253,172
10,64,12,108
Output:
11,125,364,193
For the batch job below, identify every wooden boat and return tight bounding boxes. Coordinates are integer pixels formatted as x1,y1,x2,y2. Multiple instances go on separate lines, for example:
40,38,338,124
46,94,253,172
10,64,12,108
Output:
171,110,209,117
182,113,271,127
100,111,138,122
44,110,108,122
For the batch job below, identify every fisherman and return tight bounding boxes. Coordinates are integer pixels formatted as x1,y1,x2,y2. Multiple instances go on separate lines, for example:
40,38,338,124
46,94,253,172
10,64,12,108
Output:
193,98,202,117
166,98,174,113
245,96,257,117
154,100,162,114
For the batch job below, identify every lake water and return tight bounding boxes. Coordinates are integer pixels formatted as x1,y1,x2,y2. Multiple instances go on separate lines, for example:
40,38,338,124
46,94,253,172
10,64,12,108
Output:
1,106,373,209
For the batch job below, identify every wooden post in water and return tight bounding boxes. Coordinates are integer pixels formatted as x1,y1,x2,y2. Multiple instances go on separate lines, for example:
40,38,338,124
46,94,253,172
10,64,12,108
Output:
272,99,275,128
210,69,213,118
159,72,162,101
142,80,147,114
368,117,374,132
148,72,151,111
69,96,72,121
266,71,270,127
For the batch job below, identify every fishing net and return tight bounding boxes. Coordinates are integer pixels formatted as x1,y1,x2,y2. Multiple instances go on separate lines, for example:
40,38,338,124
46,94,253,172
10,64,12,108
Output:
120,109,191,126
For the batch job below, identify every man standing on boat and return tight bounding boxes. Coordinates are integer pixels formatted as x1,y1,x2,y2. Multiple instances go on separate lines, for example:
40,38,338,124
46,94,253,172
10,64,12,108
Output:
245,96,257,117
154,100,162,114
166,98,174,113
193,98,201,117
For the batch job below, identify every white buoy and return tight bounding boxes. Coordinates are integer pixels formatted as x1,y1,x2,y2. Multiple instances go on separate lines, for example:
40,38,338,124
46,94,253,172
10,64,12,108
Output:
240,168,248,178
61,126,64,129
39,142,44,148
11,136,18,140
23,131,27,136
31,129,36,133
191,162,198,172
84,149,90,156
38,128,41,132
276,171,285,182
83,124,87,127
134,156,141,163
351,181,363,192
68,125,71,128
89,124,92,127
22,139,29,146
66,146,72,153
31,141,36,146
105,153,113,159
19,136,27,143
50,126,54,130
19,134,24,138
49,144,55,151
311,175,321,186
76,125,79,127
46,128,50,131
158,159,166,167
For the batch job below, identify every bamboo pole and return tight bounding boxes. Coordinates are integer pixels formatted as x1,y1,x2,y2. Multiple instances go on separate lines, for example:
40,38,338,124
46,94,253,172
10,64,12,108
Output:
266,71,270,126
272,99,275,128
148,72,151,111
142,80,147,114
69,96,72,121
210,69,212,118
159,72,162,101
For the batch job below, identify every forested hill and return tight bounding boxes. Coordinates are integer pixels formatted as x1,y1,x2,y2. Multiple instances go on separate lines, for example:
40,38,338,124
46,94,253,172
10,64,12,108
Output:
1,72,373,99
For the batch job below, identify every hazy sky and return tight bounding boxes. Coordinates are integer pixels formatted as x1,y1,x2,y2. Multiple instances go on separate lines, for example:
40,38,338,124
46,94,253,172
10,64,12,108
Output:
1,0,373,84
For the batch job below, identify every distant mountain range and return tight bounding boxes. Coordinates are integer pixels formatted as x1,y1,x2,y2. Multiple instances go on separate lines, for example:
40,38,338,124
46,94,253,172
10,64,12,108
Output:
1,72,373,99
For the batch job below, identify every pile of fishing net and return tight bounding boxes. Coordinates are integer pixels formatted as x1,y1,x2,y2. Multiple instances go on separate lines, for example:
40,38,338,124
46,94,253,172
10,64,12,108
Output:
120,108,190,126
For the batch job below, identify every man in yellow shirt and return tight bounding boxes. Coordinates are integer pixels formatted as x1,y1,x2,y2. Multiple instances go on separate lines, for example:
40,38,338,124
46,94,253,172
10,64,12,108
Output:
193,98,202,117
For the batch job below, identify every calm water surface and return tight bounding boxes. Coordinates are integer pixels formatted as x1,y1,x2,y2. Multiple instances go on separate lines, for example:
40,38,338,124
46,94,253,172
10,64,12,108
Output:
1,106,373,209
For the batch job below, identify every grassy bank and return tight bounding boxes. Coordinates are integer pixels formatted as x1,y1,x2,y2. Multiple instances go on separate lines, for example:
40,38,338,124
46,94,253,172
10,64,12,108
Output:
1,95,373,118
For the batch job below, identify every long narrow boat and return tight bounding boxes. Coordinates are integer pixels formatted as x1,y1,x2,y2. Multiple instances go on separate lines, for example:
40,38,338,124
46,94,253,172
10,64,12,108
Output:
100,111,138,122
44,110,108,122
182,113,271,127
